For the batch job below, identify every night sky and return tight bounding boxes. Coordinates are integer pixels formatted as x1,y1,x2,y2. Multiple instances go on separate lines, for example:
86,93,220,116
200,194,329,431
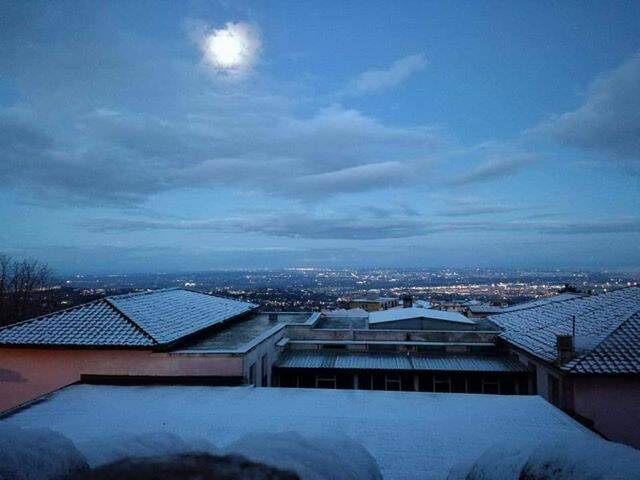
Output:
1,1,639,273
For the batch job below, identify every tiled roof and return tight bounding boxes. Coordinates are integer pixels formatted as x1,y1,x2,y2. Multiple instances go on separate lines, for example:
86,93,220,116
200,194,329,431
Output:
0,300,153,347
0,289,258,348
493,286,640,374
275,350,528,372
107,289,257,345
469,293,584,315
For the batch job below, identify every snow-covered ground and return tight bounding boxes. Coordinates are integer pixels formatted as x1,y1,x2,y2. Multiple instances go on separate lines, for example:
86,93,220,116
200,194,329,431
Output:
1,385,592,479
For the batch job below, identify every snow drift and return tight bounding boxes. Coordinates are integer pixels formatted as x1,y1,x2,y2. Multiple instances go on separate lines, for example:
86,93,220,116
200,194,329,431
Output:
77,431,217,467
225,431,383,480
0,425,88,480
447,435,640,480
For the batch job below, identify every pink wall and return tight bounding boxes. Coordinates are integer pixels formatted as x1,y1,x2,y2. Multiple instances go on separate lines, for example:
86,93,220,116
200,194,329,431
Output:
0,348,242,412
573,376,640,449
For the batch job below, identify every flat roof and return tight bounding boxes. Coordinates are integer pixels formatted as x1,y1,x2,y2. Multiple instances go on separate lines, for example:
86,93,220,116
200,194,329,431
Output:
274,350,528,372
0,384,590,480
174,312,313,353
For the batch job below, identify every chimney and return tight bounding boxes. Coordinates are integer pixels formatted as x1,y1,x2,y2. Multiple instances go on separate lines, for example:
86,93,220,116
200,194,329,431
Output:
402,295,413,308
556,334,574,365
268,313,278,322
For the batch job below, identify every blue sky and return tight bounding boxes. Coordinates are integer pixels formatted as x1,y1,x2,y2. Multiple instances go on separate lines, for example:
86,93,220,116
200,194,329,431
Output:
1,0,639,273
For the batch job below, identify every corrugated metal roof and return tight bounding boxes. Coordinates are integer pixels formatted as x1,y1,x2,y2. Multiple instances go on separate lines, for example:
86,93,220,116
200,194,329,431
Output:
274,350,527,372
0,289,258,347
493,286,640,374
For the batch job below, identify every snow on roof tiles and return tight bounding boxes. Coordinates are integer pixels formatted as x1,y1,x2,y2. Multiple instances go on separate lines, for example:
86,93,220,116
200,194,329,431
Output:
0,300,153,347
107,289,257,345
0,289,258,347
493,286,640,374
369,307,475,325
275,350,527,372
469,293,584,315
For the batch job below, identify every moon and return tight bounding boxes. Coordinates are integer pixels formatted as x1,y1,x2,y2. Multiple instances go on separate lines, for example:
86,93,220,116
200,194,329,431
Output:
203,22,260,72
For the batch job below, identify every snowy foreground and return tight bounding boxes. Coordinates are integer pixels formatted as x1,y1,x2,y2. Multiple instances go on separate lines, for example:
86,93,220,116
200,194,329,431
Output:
1,385,637,479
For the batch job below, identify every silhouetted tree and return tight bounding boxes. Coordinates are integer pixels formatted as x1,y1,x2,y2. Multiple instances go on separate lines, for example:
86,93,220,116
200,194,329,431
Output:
0,254,52,325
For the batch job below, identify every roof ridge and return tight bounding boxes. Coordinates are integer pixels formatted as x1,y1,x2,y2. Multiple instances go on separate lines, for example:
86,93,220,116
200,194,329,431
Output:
106,287,182,301
103,298,159,345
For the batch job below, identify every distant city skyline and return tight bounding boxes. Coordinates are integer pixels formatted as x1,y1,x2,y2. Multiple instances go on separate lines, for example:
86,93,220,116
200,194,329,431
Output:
1,1,639,273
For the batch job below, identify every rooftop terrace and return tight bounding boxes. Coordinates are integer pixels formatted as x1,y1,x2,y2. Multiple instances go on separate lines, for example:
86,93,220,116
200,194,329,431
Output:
175,312,315,353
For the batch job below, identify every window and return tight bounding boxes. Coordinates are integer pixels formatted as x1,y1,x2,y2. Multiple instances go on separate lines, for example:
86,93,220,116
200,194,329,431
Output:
368,344,398,353
385,374,402,391
321,344,347,350
528,362,538,395
433,375,451,392
482,379,500,394
548,374,560,406
248,363,256,386
357,374,373,390
261,354,268,387
316,375,337,389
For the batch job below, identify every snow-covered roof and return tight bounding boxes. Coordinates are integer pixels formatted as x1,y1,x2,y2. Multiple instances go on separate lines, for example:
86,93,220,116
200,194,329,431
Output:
1,384,590,480
369,307,475,325
0,289,258,347
322,308,368,318
275,350,527,372
469,293,584,315
493,286,640,374
413,299,432,309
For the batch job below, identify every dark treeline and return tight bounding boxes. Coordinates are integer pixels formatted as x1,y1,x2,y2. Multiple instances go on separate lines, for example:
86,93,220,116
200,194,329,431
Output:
0,254,53,326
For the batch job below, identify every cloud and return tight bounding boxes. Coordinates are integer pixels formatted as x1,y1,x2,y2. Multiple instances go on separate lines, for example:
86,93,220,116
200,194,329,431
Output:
538,53,640,161
437,204,533,217
449,144,538,186
0,100,444,206
79,211,640,240
195,21,261,77
345,54,427,95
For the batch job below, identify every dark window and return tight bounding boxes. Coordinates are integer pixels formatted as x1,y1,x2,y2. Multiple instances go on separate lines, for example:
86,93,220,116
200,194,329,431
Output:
434,375,451,393
482,379,500,394
248,363,256,386
321,344,347,350
372,374,386,391
298,373,315,388
357,374,373,390
337,374,354,389
467,378,482,394
451,376,467,393
418,374,434,392
385,374,402,391
368,344,398,352
500,378,516,395
316,375,337,389
548,374,560,406
261,354,268,387
416,345,447,353
528,362,538,395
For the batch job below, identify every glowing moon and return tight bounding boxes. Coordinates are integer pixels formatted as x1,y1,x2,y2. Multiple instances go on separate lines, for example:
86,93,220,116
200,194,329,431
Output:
202,22,260,73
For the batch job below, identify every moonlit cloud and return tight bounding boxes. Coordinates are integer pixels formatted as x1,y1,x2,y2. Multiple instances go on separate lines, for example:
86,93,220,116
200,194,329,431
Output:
537,52,640,162
199,22,261,75
345,54,427,95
